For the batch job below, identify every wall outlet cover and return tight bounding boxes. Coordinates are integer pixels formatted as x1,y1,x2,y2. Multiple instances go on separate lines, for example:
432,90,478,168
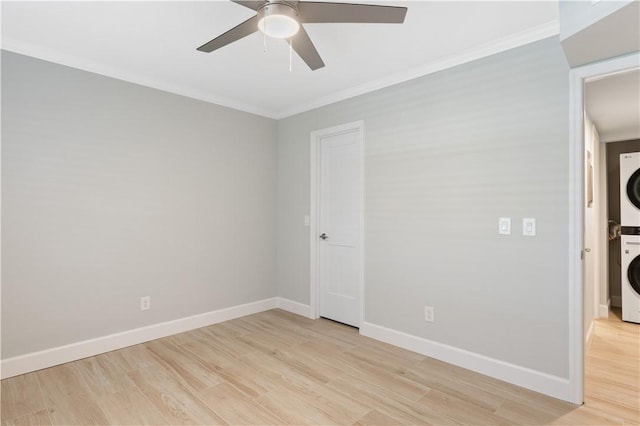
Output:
140,296,151,311
424,306,434,323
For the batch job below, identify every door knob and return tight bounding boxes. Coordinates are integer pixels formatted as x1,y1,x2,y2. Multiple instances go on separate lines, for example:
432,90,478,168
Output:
320,233,329,240
584,248,591,252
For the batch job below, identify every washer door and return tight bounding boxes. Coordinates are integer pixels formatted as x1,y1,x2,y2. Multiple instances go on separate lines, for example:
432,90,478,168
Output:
627,168,640,210
629,255,640,296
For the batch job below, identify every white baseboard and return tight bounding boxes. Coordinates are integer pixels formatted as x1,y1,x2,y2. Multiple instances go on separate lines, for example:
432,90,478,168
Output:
2,297,573,404
598,300,610,318
1,297,278,379
360,321,571,403
611,295,622,308
276,297,313,318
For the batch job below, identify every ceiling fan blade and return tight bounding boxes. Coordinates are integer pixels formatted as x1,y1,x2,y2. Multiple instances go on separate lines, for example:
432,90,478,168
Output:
197,16,259,53
298,2,407,24
290,26,325,70
230,1,266,11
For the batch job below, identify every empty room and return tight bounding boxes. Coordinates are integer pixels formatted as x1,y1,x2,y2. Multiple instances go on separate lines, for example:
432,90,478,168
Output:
1,1,639,425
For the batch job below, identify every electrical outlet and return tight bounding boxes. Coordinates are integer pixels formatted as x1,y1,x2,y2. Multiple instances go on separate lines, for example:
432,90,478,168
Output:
424,306,434,323
140,296,151,311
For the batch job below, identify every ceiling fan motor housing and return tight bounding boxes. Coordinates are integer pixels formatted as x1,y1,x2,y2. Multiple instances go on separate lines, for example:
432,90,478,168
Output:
257,1,300,39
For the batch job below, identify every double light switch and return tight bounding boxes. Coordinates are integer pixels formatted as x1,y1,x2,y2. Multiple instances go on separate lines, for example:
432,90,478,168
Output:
499,217,536,236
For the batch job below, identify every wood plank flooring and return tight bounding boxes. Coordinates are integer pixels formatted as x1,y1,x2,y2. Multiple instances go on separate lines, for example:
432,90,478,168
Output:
1,308,638,425
583,308,639,425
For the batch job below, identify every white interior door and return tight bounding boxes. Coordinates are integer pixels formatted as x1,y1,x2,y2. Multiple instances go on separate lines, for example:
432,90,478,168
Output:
583,120,597,340
318,126,363,327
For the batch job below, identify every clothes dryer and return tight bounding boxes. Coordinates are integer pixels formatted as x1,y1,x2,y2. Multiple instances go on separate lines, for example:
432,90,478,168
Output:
621,233,640,323
620,152,640,227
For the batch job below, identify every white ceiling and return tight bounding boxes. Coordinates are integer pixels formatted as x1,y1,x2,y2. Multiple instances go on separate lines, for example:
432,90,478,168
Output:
1,1,559,118
586,69,640,143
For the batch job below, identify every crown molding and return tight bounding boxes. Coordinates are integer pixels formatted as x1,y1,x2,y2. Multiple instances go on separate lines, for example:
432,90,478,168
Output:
274,20,559,119
1,37,279,119
2,20,559,121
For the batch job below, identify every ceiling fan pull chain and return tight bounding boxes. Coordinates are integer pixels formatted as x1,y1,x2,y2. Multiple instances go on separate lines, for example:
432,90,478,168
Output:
289,39,292,72
263,18,267,53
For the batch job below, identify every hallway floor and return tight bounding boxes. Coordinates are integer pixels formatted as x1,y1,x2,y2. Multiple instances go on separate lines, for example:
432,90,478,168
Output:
584,308,640,424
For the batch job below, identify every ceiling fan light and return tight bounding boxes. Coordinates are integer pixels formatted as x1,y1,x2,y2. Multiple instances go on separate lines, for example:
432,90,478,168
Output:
257,3,300,39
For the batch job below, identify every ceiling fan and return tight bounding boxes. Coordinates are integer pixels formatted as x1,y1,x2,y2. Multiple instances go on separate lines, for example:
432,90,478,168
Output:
197,1,408,70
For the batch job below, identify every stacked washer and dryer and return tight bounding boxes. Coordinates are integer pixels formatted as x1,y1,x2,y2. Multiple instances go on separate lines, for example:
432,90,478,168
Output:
620,152,640,323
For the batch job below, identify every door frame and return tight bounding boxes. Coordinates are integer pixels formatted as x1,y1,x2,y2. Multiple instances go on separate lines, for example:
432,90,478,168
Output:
309,120,365,324
568,52,640,405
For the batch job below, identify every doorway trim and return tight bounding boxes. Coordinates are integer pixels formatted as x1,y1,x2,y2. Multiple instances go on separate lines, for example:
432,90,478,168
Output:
309,120,365,323
568,52,640,405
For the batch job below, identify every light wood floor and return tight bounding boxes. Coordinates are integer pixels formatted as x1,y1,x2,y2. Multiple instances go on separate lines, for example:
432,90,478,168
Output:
584,308,640,425
1,308,638,425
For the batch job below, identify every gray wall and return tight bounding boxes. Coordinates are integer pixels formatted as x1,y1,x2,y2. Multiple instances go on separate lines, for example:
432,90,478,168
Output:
277,37,571,378
1,51,277,358
559,0,639,67
559,0,633,38
606,139,640,305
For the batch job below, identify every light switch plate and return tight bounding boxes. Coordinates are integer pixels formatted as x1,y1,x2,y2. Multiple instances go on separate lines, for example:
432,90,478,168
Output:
499,217,511,235
523,218,536,236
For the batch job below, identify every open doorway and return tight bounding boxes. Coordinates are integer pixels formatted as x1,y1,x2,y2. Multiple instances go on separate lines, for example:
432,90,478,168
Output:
581,68,640,420
569,54,640,406
569,53,640,404
584,68,640,329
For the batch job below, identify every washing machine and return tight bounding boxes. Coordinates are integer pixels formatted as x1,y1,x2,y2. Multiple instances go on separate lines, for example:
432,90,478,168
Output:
620,152,640,227
621,233,640,323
